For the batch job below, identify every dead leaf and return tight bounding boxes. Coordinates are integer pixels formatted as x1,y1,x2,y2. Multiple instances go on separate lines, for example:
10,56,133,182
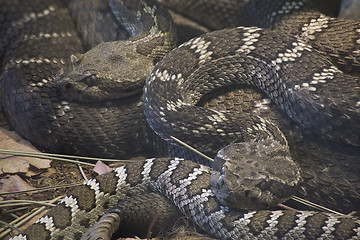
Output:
94,161,112,175
0,175,35,200
0,127,51,176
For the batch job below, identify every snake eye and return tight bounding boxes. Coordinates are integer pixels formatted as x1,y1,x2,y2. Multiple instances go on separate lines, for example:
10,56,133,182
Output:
82,75,98,87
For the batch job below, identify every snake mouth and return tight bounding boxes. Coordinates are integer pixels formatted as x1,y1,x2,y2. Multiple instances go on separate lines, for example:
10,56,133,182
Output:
56,76,143,103
56,78,89,102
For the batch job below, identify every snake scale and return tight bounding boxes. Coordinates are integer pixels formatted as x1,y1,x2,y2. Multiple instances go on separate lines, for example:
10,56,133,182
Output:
1,0,360,239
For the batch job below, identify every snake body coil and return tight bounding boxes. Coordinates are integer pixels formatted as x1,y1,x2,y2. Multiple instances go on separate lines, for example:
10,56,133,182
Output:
10,158,360,240
1,0,360,239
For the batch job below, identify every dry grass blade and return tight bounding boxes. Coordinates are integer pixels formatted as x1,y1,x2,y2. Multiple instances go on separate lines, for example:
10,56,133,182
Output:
290,196,348,216
0,195,64,238
0,183,83,197
170,136,214,162
0,149,138,165
0,200,56,208
0,149,95,166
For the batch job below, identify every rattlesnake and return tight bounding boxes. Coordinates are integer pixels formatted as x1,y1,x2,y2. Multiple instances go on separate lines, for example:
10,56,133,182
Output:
9,156,360,240
53,0,360,212
1,0,360,239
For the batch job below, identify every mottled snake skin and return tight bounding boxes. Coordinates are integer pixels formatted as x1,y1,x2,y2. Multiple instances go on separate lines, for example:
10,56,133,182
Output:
1,0,360,239
10,158,360,240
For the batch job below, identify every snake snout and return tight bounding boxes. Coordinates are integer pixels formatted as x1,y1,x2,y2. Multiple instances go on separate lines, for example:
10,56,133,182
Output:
56,78,87,102
211,139,301,210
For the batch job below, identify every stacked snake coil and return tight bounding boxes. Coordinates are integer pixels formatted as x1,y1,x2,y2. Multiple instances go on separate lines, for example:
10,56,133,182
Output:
1,0,360,239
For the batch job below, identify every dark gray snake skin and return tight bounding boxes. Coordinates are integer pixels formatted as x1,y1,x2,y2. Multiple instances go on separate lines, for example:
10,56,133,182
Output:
146,0,360,150
149,0,360,213
0,0,175,158
1,0,360,239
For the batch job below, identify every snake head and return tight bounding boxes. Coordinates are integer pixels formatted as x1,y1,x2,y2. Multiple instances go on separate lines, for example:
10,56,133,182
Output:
56,41,154,102
211,139,301,210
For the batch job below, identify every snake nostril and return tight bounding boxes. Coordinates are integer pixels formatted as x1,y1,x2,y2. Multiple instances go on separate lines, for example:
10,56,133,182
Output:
65,82,72,90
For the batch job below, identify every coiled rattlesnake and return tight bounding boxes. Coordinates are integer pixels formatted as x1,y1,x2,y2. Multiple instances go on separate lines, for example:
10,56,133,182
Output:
1,0,360,239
